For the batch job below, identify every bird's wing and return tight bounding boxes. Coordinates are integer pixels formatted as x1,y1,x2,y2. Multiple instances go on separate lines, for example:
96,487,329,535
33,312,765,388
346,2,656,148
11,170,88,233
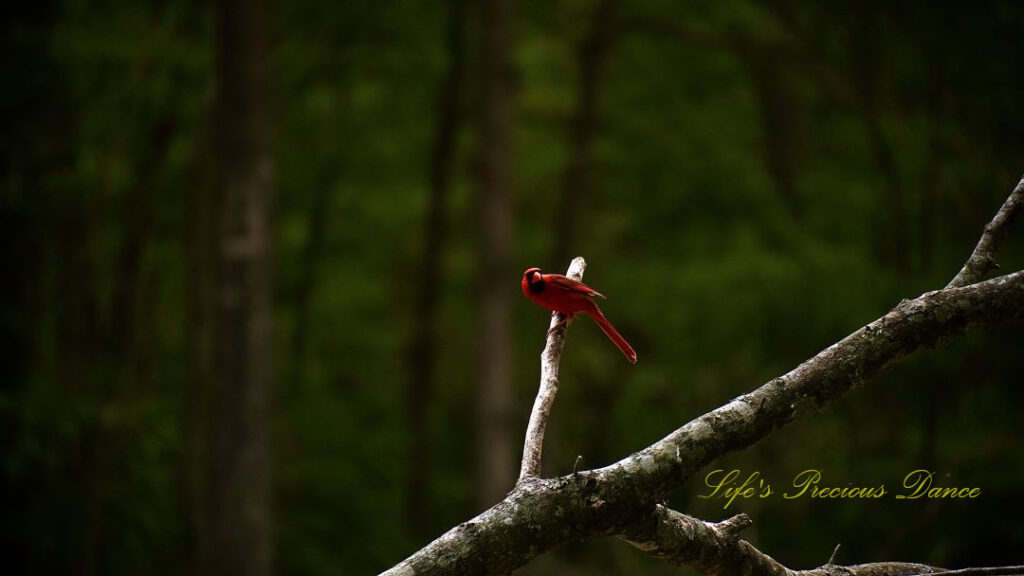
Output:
545,274,605,299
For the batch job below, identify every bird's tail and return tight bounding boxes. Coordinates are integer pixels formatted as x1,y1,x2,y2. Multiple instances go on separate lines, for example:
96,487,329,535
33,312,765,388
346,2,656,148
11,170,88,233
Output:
585,304,637,363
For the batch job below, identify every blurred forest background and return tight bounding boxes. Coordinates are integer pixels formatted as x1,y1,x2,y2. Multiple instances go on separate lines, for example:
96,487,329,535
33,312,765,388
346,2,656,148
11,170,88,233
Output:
3,0,1024,575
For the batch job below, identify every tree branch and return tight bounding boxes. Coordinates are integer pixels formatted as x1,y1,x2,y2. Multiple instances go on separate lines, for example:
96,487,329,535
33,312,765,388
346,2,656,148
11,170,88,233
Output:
947,175,1024,288
590,270,1024,500
620,505,943,576
381,182,1024,576
519,257,586,481
921,567,1024,576
381,270,1024,576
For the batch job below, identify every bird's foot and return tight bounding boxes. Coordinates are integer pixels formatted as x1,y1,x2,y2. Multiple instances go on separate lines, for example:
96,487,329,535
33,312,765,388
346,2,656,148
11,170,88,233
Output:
547,316,572,335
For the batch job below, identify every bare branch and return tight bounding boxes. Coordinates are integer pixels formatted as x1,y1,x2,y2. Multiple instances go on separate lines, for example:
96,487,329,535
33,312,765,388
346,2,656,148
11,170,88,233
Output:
947,176,1024,288
519,257,587,482
920,567,1024,576
621,505,942,576
713,512,752,539
621,506,790,576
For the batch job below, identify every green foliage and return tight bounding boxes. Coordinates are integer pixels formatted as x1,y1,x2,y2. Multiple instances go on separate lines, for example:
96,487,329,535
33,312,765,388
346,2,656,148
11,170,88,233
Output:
2,1,1023,575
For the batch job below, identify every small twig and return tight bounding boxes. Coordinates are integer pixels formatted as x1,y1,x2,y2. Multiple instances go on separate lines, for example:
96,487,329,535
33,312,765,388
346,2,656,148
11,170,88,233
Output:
518,257,587,482
572,455,584,475
827,543,841,565
947,176,1024,288
713,513,752,540
915,567,1024,576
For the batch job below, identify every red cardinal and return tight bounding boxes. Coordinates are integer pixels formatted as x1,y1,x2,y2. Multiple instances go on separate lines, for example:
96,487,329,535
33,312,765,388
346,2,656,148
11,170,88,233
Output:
521,267,637,363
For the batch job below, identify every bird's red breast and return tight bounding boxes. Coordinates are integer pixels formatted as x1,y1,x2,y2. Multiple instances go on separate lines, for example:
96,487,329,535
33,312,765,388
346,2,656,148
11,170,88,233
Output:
521,267,603,315
521,267,637,363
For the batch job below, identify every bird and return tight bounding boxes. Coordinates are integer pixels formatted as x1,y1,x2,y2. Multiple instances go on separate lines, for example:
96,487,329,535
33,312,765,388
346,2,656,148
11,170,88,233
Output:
521,267,637,363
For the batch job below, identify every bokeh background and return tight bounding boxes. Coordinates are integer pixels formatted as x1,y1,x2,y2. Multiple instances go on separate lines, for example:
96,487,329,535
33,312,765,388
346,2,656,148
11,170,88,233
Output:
3,1,1024,574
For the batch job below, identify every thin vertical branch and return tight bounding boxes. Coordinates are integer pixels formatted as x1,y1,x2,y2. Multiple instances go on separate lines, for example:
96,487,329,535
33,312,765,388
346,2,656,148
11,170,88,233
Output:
518,257,587,482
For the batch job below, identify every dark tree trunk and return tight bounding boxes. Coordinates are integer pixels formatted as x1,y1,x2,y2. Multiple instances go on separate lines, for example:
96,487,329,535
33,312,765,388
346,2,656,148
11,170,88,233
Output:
475,0,516,509
203,0,275,575
406,0,467,536
553,0,614,265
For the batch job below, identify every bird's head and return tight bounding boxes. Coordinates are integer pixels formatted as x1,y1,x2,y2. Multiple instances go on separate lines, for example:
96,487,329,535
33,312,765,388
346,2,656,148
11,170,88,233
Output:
522,267,545,294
